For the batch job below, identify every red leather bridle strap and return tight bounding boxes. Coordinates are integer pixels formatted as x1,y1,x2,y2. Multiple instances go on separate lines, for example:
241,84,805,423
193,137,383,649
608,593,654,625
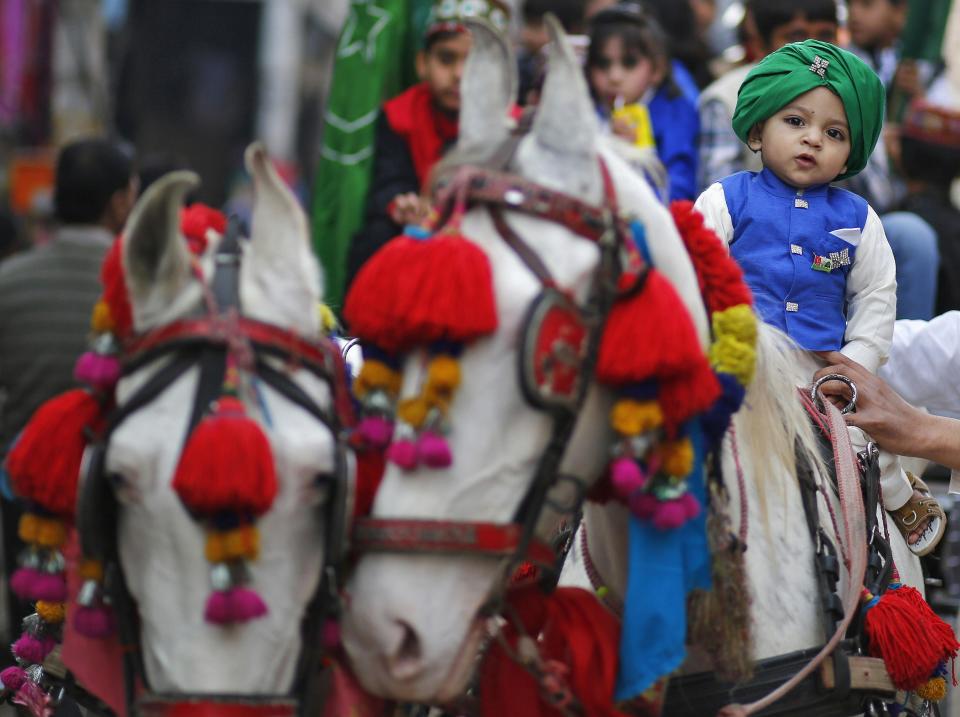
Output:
352,517,556,565
121,315,355,426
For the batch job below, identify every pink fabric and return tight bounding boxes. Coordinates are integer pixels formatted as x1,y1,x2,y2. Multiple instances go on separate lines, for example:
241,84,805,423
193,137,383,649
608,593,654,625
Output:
60,533,128,717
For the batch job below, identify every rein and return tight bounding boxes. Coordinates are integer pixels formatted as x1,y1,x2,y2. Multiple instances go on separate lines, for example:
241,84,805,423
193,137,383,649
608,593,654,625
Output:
77,221,354,713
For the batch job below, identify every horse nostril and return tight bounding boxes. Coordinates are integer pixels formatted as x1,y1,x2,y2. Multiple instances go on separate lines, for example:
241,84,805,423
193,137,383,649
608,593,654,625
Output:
386,619,424,681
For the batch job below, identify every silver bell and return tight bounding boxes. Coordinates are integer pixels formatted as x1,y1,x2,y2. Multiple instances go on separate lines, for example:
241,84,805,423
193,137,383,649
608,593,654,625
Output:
91,332,119,355
365,390,393,413
42,550,65,574
210,562,234,592
76,579,100,608
18,547,40,570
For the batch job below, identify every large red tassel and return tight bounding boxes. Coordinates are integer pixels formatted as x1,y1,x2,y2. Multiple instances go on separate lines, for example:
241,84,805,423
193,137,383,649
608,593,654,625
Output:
863,584,959,690
479,585,628,717
344,230,497,353
658,361,722,434
597,269,706,386
5,390,104,517
172,397,277,516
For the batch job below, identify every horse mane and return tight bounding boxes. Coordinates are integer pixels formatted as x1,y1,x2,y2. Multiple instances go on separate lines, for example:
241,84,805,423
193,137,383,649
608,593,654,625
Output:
737,322,827,522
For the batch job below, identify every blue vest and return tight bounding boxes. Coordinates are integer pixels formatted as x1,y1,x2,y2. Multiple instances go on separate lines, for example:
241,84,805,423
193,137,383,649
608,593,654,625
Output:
721,169,868,351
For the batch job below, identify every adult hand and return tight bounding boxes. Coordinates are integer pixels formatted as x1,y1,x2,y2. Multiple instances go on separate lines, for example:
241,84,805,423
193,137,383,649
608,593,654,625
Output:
813,352,931,457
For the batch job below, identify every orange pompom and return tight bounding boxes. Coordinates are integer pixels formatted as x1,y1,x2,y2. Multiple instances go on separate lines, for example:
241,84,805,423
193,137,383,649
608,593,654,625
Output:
78,558,104,582
35,601,66,624
6,389,104,517
172,397,277,517
35,518,66,549
17,513,41,544
90,300,115,333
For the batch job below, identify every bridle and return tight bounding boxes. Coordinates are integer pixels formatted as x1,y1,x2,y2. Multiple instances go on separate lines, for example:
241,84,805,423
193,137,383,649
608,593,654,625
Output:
76,219,355,713
351,128,648,617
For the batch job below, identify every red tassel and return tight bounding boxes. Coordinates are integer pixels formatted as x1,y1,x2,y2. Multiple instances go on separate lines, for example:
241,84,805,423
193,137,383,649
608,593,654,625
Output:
864,585,959,690
344,231,497,353
479,585,628,717
658,361,722,434
670,201,753,313
172,397,277,516
180,203,227,255
5,390,104,517
597,269,707,386
100,238,134,341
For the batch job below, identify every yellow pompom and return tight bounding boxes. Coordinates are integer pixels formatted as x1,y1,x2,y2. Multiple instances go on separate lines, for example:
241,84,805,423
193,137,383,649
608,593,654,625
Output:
916,676,947,702
397,397,429,428
36,518,66,549
661,438,694,477
18,513,41,543
79,558,104,582
353,360,402,398
317,303,340,333
709,334,756,386
91,300,115,333
35,601,66,624
610,399,662,437
426,356,461,393
223,525,259,561
712,304,757,344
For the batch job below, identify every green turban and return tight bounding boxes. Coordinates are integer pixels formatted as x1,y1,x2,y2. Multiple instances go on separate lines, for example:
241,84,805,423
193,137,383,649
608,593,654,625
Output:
732,40,885,180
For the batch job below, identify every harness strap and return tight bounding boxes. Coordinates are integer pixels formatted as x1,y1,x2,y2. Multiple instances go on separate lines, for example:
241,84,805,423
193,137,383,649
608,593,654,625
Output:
489,207,554,285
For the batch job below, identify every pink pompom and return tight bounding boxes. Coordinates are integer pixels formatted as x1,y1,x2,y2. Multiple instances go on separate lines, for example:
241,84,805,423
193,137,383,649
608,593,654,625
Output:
610,457,646,499
321,618,341,650
29,572,67,602
679,492,701,519
387,439,419,470
204,591,233,624
417,431,452,468
1,666,26,691
629,492,659,520
12,632,56,663
357,416,394,448
10,567,42,600
74,352,121,391
73,605,115,638
652,498,690,530
229,587,268,622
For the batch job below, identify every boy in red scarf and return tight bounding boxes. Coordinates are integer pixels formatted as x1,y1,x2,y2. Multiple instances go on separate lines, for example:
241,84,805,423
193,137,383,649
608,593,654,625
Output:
346,0,509,288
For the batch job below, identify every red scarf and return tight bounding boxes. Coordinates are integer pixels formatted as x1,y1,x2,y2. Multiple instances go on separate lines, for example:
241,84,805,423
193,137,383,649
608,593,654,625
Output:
383,82,459,188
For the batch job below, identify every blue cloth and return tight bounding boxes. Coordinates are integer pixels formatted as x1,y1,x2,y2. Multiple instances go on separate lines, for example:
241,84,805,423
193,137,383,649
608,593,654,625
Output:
721,168,868,351
648,66,700,202
615,421,711,700
882,211,939,320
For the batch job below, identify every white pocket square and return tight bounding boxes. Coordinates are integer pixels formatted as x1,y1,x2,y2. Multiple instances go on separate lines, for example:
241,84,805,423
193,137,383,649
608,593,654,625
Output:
829,227,862,246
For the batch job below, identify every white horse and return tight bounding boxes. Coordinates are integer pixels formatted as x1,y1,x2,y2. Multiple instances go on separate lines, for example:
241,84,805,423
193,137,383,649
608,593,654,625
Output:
59,144,350,703
340,16,923,709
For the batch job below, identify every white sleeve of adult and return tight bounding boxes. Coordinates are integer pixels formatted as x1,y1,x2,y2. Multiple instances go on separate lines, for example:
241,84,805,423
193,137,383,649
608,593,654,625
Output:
880,312,960,418
840,206,897,374
693,182,734,247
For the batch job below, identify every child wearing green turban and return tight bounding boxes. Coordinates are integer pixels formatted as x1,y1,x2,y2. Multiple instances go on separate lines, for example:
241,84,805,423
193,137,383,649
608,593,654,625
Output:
694,39,945,555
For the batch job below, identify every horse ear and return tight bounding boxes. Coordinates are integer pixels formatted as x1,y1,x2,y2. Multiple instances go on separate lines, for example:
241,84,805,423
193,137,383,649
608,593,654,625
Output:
458,17,517,150
242,142,322,334
527,14,600,198
123,171,198,320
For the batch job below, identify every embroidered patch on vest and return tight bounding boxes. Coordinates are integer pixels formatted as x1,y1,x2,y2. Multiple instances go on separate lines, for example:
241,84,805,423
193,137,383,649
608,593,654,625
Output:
791,244,804,255
794,198,809,209
811,254,834,272
829,248,851,267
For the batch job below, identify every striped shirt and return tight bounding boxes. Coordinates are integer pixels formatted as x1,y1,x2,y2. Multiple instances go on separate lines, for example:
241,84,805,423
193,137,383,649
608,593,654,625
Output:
0,226,112,456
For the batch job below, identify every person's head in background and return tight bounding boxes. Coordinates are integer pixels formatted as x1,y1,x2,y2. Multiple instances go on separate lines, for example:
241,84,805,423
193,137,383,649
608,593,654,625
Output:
640,0,715,88
585,0,617,20
587,4,670,111
521,0,586,53
53,137,137,235
690,0,716,36
895,100,960,191
744,0,838,58
418,0,509,115
847,0,905,52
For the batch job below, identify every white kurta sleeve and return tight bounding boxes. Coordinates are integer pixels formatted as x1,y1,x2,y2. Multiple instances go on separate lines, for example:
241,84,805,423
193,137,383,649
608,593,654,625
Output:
880,312,960,419
840,206,897,374
693,182,734,246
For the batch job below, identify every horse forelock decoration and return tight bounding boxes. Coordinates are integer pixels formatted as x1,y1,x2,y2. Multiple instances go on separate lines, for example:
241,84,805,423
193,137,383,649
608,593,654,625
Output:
340,16,945,717
3,144,355,714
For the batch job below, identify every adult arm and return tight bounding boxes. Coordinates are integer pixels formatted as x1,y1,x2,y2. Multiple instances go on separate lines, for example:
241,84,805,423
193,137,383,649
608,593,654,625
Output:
814,352,960,471
840,206,897,374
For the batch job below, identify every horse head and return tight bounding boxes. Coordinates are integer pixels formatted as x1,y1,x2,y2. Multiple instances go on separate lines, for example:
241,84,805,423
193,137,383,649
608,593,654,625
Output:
38,144,352,701
341,17,710,702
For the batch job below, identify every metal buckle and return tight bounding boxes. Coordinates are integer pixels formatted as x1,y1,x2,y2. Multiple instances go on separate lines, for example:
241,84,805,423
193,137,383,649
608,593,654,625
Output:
811,373,858,414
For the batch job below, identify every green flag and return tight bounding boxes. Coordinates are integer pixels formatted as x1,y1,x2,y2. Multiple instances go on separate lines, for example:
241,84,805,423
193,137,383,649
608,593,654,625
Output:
312,0,430,310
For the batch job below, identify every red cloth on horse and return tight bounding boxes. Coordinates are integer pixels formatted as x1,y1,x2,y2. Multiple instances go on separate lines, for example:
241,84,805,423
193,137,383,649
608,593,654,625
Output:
383,83,459,188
